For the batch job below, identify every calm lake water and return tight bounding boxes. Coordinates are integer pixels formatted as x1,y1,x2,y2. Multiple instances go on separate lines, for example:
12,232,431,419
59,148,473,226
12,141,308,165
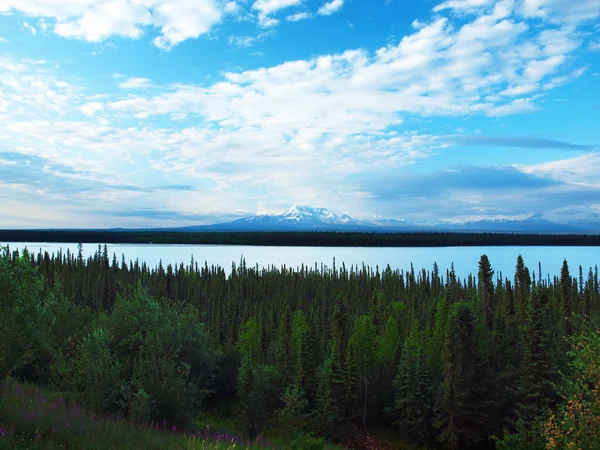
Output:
3,242,599,281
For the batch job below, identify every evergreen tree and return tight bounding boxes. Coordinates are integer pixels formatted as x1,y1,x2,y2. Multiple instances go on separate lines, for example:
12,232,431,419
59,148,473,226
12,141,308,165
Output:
349,315,378,428
560,259,573,334
435,302,488,449
478,254,494,329
517,286,556,427
316,343,346,436
394,320,434,446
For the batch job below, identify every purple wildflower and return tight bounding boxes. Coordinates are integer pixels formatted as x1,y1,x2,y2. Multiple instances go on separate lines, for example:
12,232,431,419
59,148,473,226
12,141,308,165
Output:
172,425,176,432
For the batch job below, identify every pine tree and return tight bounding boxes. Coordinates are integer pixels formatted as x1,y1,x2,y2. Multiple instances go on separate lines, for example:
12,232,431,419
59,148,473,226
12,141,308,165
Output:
435,302,488,449
478,254,494,329
394,320,434,446
517,286,556,426
349,315,378,428
428,295,449,380
560,259,572,334
275,307,293,382
316,343,346,436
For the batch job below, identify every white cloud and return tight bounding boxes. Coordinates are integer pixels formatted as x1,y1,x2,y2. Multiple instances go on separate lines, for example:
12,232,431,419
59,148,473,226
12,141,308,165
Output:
23,21,38,35
518,153,600,187
118,77,152,89
519,0,600,25
257,13,280,27
437,0,600,26
229,35,257,47
487,98,538,116
0,37,7,43
252,0,303,15
1,0,598,225
433,0,496,13
252,0,303,27
2,0,225,49
79,102,105,116
317,0,344,16
286,11,311,21
228,30,275,47
590,40,600,51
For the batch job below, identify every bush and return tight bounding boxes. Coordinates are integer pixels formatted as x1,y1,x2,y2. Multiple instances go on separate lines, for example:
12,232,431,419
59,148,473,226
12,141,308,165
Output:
289,432,326,450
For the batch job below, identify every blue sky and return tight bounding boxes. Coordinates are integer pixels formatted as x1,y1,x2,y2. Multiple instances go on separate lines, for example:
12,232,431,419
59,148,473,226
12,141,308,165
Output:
0,0,599,228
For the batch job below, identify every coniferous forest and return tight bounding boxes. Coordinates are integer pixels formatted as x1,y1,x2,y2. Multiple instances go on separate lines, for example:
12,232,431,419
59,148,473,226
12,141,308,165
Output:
1,243,600,449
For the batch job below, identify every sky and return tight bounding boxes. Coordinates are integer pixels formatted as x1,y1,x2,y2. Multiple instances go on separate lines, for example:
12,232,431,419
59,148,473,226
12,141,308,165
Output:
0,0,599,228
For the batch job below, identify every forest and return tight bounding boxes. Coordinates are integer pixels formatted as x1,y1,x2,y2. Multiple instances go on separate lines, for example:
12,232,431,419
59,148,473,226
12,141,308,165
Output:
1,242,600,449
2,230,600,247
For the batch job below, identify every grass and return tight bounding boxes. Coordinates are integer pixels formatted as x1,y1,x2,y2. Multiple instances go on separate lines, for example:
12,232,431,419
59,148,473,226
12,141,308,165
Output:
0,379,277,449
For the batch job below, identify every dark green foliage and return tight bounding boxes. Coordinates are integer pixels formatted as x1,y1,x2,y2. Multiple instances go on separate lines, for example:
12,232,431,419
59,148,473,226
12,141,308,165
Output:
289,433,326,450
1,244,599,449
435,302,490,449
478,254,494,329
0,248,51,379
276,384,310,437
4,229,600,247
560,259,573,334
394,321,434,446
316,343,346,436
517,286,557,427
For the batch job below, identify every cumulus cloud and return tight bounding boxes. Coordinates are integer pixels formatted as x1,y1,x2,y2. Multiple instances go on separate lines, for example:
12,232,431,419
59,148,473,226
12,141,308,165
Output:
437,0,600,26
517,153,600,187
1,0,599,226
434,0,496,13
118,77,152,89
2,0,226,49
317,0,344,16
23,22,38,35
286,11,311,21
252,0,303,27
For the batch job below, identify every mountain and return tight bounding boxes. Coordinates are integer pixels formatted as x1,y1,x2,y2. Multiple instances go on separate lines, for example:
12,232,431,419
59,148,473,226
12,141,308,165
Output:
179,205,413,232
452,215,583,233
172,206,598,233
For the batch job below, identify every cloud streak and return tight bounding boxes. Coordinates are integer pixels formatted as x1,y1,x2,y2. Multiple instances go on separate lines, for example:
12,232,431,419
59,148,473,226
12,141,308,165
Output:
444,135,597,150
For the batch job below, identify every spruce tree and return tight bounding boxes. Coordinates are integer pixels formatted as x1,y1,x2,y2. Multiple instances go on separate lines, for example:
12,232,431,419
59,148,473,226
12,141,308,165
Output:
560,259,572,334
394,320,434,446
316,343,346,436
478,254,494,329
517,286,556,427
435,302,488,449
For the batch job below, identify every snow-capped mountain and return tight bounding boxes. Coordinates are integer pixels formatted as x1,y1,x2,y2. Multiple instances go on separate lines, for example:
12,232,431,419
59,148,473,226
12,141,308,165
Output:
206,205,399,231
175,206,599,233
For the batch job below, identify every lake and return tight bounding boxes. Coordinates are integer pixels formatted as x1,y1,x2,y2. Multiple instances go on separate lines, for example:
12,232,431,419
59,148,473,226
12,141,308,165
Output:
3,242,599,281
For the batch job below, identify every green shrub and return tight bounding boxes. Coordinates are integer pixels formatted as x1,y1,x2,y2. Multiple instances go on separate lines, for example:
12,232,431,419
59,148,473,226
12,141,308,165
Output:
289,432,326,450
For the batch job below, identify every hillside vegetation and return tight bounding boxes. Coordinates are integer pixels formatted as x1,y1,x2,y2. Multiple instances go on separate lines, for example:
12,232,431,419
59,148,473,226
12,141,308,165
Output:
1,243,599,449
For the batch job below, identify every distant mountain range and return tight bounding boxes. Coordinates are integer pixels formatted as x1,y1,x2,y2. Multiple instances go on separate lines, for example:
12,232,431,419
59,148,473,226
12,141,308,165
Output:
171,205,600,233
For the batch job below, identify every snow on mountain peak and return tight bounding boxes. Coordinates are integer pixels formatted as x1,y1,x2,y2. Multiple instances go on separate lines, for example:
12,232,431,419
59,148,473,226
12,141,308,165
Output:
283,205,340,223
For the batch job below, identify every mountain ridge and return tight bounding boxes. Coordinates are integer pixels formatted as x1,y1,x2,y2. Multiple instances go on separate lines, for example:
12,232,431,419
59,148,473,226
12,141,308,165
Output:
174,205,597,233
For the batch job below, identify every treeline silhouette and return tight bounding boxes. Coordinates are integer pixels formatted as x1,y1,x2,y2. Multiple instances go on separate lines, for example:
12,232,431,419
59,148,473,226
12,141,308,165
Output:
2,230,600,246
1,243,600,449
